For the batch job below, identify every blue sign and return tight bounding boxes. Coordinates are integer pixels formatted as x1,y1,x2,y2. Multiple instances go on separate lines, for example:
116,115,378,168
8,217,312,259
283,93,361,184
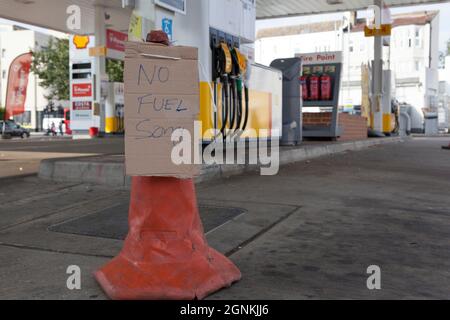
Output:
162,18,173,41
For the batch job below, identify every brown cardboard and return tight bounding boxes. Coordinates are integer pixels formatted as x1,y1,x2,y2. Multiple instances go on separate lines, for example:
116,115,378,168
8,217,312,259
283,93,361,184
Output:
124,59,199,95
125,41,198,60
125,94,199,119
126,118,194,153
125,41,200,178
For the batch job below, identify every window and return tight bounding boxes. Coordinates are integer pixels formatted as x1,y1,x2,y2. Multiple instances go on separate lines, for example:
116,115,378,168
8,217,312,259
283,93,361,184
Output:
2,70,6,79
415,28,421,48
1,49,5,58
415,60,420,71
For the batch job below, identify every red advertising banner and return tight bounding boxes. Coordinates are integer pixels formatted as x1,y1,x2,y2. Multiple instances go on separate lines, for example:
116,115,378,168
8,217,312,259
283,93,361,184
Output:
106,29,128,52
72,83,93,98
4,52,33,120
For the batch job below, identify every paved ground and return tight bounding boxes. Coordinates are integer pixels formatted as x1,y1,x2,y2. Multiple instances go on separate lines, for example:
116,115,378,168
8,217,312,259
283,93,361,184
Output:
0,137,449,299
0,137,123,178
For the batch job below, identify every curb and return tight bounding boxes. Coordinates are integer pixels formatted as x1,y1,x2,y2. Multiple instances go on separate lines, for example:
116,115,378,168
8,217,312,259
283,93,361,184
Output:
39,137,405,187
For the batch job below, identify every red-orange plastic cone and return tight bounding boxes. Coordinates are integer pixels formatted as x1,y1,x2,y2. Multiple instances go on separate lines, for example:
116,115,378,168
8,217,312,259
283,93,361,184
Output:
95,176,241,300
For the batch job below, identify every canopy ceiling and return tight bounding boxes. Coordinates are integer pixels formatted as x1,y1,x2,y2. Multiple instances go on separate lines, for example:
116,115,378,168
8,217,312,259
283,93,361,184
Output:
0,0,130,34
256,0,449,19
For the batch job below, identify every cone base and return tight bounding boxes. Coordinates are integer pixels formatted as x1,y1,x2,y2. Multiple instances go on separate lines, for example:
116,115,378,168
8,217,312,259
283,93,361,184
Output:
95,248,241,300
94,176,241,300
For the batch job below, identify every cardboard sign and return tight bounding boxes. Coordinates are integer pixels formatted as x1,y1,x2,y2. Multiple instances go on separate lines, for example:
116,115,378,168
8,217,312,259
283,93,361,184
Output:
124,41,200,178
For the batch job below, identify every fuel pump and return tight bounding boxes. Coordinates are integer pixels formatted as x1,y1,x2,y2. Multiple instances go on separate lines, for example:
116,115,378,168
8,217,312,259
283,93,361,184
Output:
212,40,233,139
230,47,242,134
230,47,249,137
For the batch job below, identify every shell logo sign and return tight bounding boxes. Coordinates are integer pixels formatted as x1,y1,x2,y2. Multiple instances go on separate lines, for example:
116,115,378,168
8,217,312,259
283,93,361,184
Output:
73,35,90,49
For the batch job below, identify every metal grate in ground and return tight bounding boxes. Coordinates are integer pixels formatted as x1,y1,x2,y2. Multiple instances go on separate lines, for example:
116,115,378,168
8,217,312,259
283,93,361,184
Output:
48,203,246,240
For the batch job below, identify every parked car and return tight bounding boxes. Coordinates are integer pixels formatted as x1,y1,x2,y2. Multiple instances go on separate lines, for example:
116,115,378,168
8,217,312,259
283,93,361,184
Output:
0,120,30,139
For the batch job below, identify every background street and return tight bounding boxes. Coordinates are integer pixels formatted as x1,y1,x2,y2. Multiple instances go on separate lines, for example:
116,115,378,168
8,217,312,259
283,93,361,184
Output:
0,137,124,179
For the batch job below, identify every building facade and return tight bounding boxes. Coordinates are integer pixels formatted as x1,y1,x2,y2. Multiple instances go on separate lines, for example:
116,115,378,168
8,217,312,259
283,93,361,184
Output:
438,56,450,131
256,11,441,132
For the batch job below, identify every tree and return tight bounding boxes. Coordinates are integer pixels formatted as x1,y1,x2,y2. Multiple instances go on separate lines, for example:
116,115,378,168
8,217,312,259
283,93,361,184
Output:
106,59,124,82
447,38,450,56
31,38,70,101
32,38,123,102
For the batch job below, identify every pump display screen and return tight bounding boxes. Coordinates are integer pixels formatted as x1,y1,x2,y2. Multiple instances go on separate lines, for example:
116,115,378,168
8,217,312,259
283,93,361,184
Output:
72,72,92,80
155,0,186,14
72,63,92,70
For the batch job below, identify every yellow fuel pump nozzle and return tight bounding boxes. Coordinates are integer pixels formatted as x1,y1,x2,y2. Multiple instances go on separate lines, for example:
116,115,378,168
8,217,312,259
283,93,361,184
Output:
213,41,234,139
232,48,250,134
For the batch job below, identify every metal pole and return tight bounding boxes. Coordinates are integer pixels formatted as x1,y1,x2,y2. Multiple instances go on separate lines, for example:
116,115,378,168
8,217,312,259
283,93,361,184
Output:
94,5,107,134
32,74,37,132
373,0,384,132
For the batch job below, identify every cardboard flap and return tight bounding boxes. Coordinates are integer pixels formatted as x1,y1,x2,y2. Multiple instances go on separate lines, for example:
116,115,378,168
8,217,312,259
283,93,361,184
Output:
125,41,198,60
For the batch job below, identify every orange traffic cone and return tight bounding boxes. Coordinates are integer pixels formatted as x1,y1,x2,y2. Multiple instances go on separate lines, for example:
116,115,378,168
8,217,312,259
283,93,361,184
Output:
95,176,241,300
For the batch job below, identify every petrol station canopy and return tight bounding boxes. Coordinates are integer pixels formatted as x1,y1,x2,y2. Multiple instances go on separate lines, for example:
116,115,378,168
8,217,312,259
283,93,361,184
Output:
256,0,449,19
0,0,130,34
0,0,448,34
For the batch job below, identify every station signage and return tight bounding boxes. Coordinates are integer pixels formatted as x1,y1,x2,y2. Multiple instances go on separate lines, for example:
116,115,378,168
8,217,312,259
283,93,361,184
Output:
106,29,127,52
73,35,90,49
70,34,96,130
73,101,92,111
72,83,93,98
364,24,392,37
296,52,343,65
106,29,128,60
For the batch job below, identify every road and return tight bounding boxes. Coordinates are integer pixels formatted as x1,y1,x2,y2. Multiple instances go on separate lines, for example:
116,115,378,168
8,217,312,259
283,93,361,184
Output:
0,137,449,299
0,137,124,179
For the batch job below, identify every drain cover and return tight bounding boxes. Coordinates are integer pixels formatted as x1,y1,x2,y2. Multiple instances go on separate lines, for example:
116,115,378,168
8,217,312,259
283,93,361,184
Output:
49,203,246,240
